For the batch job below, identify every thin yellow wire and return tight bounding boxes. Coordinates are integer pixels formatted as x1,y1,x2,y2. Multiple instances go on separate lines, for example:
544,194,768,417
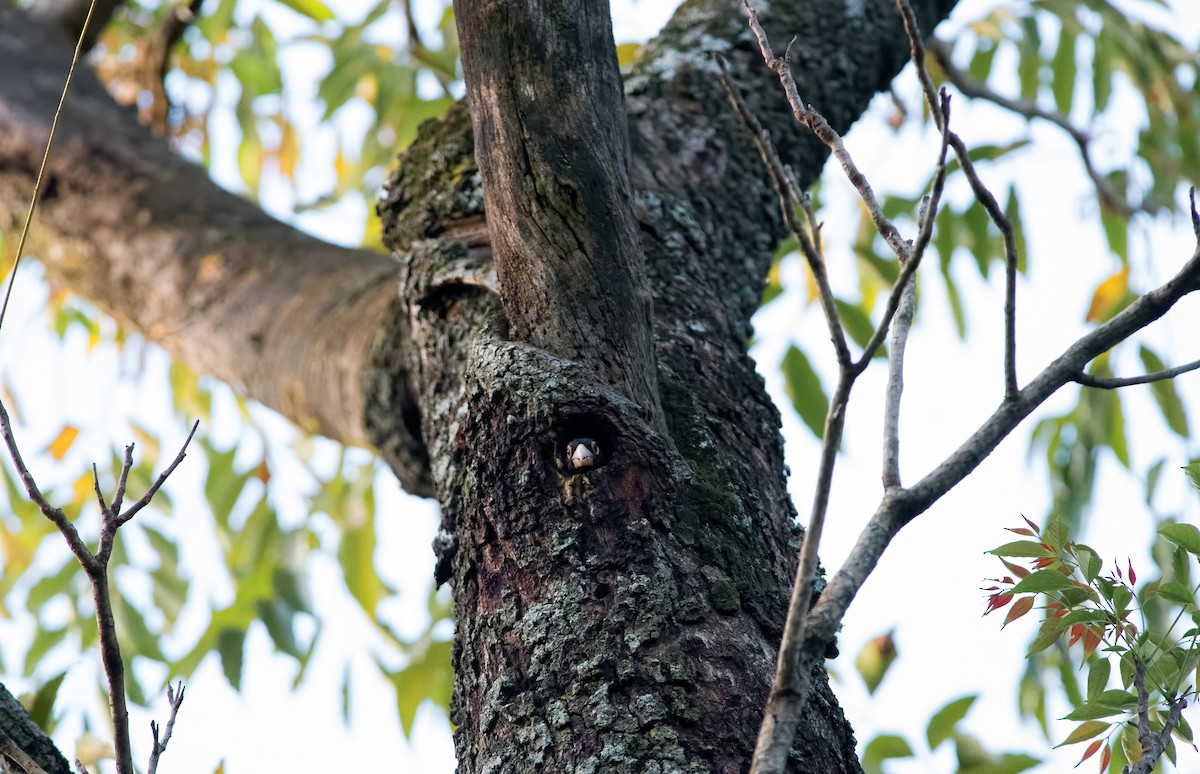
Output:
0,0,101,336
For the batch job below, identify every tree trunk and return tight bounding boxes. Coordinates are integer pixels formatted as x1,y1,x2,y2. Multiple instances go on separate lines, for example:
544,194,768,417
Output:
0,0,959,770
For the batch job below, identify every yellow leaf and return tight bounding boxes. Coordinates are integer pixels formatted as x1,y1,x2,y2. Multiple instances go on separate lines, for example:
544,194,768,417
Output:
75,731,114,766
0,378,23,424
804,261,819,305
1085,265,1129,322
277,118,300,180
72,471,94,506
1055,720,1110,747
47,426,79,461
356,73,378,103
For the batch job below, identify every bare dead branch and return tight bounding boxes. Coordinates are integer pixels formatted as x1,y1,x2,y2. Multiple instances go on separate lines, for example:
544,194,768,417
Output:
895,2,1022,399
110,443,133,515
116,420,198,526
147,682,185,774
793,241,1200,739
90,462,108,512
1,399,197,773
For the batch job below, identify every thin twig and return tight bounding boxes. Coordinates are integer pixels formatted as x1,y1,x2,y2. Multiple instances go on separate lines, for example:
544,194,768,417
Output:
882,257,917,490
0,400,96,572
116,420,198,526
91,462,109,512
0,403,198,774
897,3,1021,399
110,444,134,516
1071,357,1200,388
147,681,186,774
743,0,910,261
0,0,99,335
714,54,851,366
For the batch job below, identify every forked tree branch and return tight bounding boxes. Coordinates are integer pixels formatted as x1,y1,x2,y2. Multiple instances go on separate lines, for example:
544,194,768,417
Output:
742,0,1200,766
0,400,197,774
736,5,958,766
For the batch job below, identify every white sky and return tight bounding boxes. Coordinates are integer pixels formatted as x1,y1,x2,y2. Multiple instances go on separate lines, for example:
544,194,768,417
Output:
4,0,1200,772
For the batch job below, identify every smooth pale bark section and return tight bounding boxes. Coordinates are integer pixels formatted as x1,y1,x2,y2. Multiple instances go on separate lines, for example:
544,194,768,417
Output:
0,7,428,490
455,0,664,426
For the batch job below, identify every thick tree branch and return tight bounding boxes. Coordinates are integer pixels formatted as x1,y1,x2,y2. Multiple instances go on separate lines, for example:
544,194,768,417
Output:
0,6,424,489
455,0,664,427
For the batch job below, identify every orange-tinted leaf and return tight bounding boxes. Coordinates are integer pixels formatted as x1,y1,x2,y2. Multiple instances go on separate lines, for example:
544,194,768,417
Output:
1085,265,1129,322
1008,527,1036,536
1099,743,1111,771
1083,626,1102,658
1022,514,1041,533
1069,625,1085,647
47,426,79,461
1004,595,1035,626
1076,739,1103,767
985,592,1014,615
1002,559,1031,579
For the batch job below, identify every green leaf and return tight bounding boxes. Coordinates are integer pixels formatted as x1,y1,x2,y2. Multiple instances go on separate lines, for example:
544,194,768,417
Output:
1145,458,1165,505
1050,23,1077,116
1062,702,1126,721
1087,657,1111,703
26,560,80,609
1075,544,1101,583
1160,523,1200,555
1138,347,1189,436
861,734,913,774
272,0,335,21
22,625,68,677
387,638,453,738
1010,569,1075,594
1157,581,1195,607
987,540,1054,558
834,299,885,359
1184,462,1200,494
217,627,246,690
1093,28,1114,112
927,694,977,750
855,632,897,695
112,593,165,662
28,671,66,733
781,346,829,440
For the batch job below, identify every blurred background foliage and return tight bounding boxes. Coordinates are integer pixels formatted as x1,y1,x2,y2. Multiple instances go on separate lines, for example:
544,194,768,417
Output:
0,0,1198,771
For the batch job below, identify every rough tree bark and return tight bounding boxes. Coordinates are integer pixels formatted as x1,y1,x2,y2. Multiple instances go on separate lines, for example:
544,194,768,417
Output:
0,0,958,770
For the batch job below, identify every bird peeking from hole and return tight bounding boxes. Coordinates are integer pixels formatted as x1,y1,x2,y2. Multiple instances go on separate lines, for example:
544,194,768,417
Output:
565,438,603,472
